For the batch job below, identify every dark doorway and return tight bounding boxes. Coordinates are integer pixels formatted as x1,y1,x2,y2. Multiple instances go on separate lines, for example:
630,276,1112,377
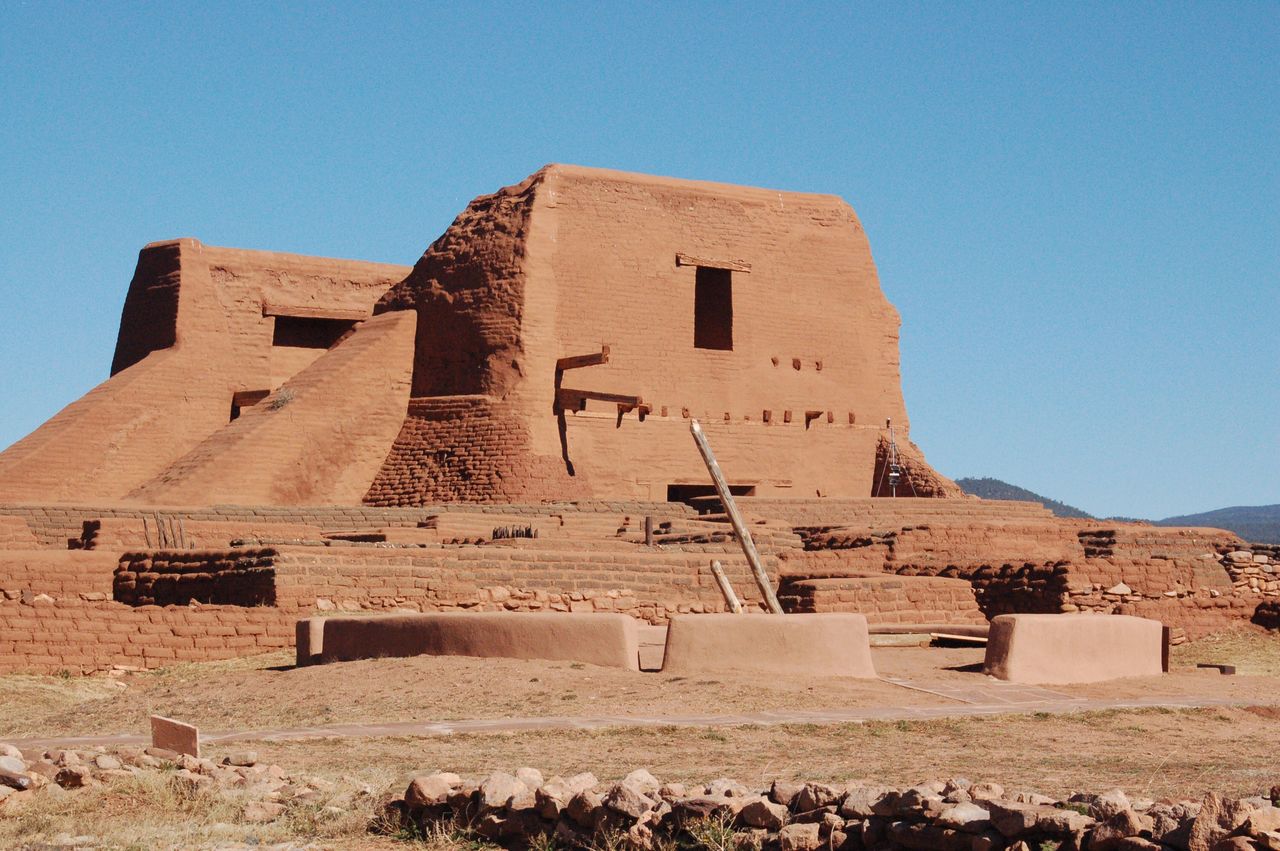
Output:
667,483,756,504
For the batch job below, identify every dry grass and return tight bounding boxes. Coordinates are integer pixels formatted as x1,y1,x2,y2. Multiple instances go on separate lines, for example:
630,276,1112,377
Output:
2,705,1278,847
1171,627,1280,676
0,766,401,849
245,705,1280,802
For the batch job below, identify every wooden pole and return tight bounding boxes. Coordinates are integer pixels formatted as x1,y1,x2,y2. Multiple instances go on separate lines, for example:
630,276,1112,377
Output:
709,560,743,613
689,419,784,614
643,515,655,547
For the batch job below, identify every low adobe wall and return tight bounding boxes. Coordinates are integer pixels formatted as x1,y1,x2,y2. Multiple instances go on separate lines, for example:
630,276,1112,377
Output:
777,575,985,625
0,597,294,674
660,613,877,678
296,611,640,670
983,613,1164,684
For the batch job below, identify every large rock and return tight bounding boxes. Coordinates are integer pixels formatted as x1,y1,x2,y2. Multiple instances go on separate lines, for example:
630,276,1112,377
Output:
771,780,804,808
1089,809,1153,851
841,785,890,819
536,776,575,819
988,800,1095,837
478,771,528,811
938,802,992,833
1190,793,1255,851
566,789,604,829
623,769,661,797
1090,790,1134,821
795,783,843,812
889,821,974,851
780,822,823,851
406,772,460,808
740,797,790,830
604,781,656,819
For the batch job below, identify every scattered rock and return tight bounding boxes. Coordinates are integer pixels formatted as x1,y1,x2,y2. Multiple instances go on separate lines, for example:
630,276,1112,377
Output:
478,771,528,810
794,782,842,811
780,821,823,851
740,796,790,830
1091,790,1134,821
515,766,544,789
243,800,285,823
604,781,655,819
224,751,258,768
406,772,459,807
92,755,122,771
771,779,804,808
938,802,992,833
622,768,660,796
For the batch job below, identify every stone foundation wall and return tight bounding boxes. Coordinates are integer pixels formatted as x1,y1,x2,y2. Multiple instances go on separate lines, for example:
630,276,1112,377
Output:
114,550,278,607
382,768,1280,851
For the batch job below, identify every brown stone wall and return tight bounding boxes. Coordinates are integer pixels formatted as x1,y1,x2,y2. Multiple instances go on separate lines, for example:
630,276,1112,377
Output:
0,551,118,598
0,516,38,549
364,396,586,505
0,598,293,674
114,550,278,607
778,575,986,624
0,501,694,548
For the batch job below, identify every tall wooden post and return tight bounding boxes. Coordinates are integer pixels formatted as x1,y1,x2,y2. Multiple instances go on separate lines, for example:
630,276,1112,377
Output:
689,419,784,614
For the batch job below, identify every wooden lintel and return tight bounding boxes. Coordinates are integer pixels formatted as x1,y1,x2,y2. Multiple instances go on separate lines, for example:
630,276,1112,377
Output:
556,346,610,372
262,303,371,321
557,387,646,412
675,253,752,273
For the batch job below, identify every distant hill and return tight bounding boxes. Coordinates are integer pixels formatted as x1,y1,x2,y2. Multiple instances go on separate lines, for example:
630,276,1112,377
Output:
1155,505,1280,545
956,477,1280,544
955,477,1095,519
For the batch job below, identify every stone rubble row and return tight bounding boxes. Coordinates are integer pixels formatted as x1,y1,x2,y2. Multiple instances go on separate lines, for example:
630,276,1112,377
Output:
383,768,1280,851
0,740,370,825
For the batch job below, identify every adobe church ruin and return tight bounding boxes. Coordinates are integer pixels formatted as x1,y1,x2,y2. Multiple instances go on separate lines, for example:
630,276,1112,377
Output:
0,165,955,507
0,165,1274,674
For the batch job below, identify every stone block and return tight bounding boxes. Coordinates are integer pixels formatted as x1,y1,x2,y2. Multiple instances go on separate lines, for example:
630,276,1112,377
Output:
150,715,199,758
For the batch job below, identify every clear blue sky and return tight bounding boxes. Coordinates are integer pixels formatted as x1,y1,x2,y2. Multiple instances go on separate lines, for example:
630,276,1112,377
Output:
1,2,1276,519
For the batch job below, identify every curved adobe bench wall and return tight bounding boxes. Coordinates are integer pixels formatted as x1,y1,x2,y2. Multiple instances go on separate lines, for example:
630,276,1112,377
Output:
983,613,1164,684
296,611,640,670
659,613,877,678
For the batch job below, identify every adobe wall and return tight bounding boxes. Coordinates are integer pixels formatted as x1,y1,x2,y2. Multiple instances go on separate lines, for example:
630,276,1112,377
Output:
370,165,961,504
0,240,409,503
0,597,294,674
127,311,415,505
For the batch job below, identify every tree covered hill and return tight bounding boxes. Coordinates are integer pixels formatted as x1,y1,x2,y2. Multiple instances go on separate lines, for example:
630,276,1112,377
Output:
954,477,1095,519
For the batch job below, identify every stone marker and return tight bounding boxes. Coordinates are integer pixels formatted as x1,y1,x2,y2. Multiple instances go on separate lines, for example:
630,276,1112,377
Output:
150,715,199,758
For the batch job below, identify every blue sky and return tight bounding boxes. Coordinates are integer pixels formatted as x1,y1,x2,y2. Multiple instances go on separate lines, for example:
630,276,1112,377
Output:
1,2,1276,518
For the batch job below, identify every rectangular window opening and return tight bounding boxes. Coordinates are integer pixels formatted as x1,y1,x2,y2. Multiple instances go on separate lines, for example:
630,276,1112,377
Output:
272,315,356,349
694,267,733,350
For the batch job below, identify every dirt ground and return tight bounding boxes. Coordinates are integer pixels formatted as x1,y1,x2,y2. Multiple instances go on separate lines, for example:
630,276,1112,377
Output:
1,629,1277,849
1,628,1277,739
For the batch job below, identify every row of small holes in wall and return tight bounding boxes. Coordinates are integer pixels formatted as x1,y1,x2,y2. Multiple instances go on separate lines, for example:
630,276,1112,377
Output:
647,407,857,427
772,357,823,371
